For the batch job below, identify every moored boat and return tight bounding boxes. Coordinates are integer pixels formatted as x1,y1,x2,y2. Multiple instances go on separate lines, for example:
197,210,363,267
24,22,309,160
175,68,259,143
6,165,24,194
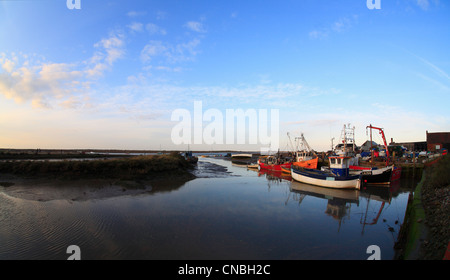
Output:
290,124,361,190
391,166,402,181
247,163,259,170
291,165,361,190
184,151,198,164
258,155,292,171
231,153,253,159
291,133,319,169
349,124,402,185
358,165,393,185
281,166,290,173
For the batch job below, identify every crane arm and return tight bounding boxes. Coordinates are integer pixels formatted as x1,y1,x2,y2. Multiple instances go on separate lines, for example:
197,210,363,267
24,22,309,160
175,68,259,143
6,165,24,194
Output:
366,124,390,166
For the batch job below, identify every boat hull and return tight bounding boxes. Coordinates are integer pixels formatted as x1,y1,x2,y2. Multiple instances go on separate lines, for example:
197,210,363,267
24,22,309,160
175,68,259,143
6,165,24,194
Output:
291,167,361,190
231,154,253,159
293,157,318,169
259,162,292,171
391,166,401,181
360,166,392,185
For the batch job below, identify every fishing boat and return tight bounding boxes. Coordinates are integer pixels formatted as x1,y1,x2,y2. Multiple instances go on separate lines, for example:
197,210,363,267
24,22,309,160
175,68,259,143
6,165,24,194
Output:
258,155,292,171
288,132,319,169
350,124,402,184
391,166,402,181
281,166,290,174
290,124,361,190
231,153,253,165
357,165,393,185
247,163,259,170
231,153,253,159
291,165,361,190
184,150,198,164
293,157,318,169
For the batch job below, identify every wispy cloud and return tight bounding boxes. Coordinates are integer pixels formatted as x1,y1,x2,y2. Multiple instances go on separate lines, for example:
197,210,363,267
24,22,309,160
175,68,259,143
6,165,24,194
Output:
184,21,206,33
126,10,147,18
0,54,85,108
309,16,357,40
145,23,167,35
0,30,126,109
86,30,125,77
414,0,441,11
308,30,329,40
416,55,450,81
127,22,144,33
140,38,201,64
404,50,450,91
417,0,430,10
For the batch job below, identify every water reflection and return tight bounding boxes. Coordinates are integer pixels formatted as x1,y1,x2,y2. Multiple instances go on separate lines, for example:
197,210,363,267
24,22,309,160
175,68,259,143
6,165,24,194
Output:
257,169,292,182
256,163,413,253
0,177,192,203
0,157,416,260
289,181,359,230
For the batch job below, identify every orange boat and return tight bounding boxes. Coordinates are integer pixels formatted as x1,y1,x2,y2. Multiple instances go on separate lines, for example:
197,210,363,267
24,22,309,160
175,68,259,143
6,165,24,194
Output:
291,133,319,169
293,157,318,169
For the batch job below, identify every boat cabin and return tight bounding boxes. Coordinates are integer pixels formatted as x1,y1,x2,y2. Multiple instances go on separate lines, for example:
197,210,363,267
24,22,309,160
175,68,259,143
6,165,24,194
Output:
294,150,314,162
329,156,353,177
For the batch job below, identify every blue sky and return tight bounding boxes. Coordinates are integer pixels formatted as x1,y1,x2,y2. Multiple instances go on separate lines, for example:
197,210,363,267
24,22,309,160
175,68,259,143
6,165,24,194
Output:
0,0,449,151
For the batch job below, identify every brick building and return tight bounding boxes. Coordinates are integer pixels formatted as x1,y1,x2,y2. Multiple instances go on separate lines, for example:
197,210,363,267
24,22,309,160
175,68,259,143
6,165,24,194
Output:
426,131,450,152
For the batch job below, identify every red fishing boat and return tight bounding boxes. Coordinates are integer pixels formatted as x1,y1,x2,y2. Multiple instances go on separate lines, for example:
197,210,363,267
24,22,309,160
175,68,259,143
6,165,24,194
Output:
258,155,292,171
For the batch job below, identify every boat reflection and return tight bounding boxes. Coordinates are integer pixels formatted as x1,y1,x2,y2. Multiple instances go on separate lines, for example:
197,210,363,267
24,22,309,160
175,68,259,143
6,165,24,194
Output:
257,169,292,182
359,182,403,236
290,181,359,225
287,179,401,233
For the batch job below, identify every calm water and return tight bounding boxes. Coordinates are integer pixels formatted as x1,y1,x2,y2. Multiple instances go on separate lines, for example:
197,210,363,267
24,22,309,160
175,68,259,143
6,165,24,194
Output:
0,158,417,260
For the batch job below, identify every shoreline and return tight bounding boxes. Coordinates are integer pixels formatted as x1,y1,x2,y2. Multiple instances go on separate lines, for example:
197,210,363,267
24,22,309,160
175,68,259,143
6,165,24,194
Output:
0,152,196,181
395,154,450,260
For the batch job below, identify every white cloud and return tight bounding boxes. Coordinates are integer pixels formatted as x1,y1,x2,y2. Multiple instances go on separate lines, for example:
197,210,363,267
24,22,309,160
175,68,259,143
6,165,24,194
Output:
0,30,126,109
86,31,125,78
145,23,167,35
1,58,15,73
184,21,206,33
417,0,430,10
94,32,125,65
309,30,328,40
126,11,147,17
127,22,144,33
0,57,85,108
140,38,201,64
140,40,168,63
309,16,357,40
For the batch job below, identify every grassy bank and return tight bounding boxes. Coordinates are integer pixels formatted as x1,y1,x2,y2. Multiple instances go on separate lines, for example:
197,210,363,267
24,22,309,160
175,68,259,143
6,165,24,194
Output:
0,152,195,181
396,154,450,259
0,153,129,160
420,154,450,259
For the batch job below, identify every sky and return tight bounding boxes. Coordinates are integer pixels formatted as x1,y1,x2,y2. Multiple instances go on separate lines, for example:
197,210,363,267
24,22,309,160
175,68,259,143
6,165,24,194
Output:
0,0,449,152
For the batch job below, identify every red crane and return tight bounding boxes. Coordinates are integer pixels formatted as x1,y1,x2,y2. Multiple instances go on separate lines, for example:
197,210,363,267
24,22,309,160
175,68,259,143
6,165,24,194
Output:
367,124,390,166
